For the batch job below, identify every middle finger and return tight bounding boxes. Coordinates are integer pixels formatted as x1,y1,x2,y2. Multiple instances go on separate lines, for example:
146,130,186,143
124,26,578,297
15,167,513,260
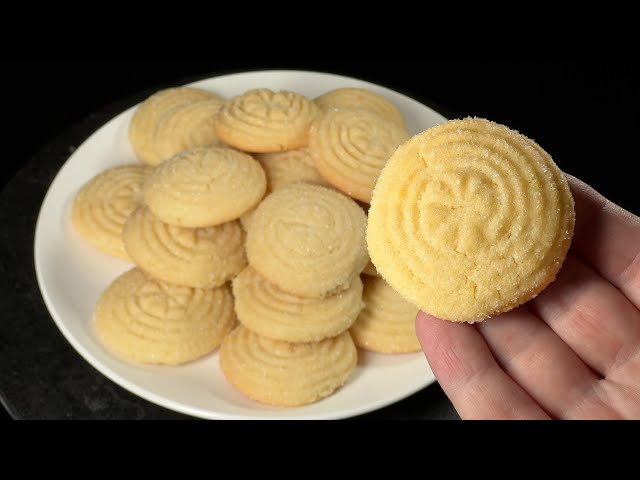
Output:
477,307,617,419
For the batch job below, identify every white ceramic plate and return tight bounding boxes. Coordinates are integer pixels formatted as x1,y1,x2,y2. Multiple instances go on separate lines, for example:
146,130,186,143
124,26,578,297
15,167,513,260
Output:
34,70,446,419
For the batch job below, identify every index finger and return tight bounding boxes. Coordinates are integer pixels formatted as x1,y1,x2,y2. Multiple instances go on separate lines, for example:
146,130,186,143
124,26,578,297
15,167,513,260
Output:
567,174,640,309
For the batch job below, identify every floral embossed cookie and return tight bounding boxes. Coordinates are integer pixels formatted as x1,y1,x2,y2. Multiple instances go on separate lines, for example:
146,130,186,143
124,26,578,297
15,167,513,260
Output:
215,89,319,152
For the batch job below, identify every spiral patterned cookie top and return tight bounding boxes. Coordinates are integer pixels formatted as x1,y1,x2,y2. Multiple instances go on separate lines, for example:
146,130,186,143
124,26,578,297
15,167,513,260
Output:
219,327,357,406
95,268,236,365
72,165,152,259
123,206,246,288
232,266,364,342
152,98,225,163
255,148,329,192
246,183,369,298
144,147,266,227
350,276,420,353
314,88,407,130
309,109,409,202
214,89,319,152
368,118,575,323
129,87,221,165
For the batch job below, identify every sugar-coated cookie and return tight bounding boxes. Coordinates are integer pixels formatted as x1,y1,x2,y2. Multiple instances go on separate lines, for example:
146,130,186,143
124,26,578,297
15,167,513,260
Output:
123,206,246,288
219,327,357,406
309,109,409,202
314,87,407,129
350,276,420,353
215,89,319,152
232,266,364,342
240,149,329,232
144,147,266,227
72,165,152,259
129,87,221,165
246,183,369,298
95,268,236,365
368,118,575,323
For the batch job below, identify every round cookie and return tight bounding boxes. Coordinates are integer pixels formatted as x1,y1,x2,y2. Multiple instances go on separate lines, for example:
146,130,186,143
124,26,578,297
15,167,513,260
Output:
240,149,330,232
314,87,407,130
232,266,364,342
72,165,152,259
214,88,319,152
255,148,329,192
239,207,258,233
144,147,266,227
368,117,575,323
129,87,221,165
152,98,225,162
123,206,246,288
350,276,420,353
219,327,357,407
362,213,380,276
309,109,409,202
246,183,369,298
95,268,236,365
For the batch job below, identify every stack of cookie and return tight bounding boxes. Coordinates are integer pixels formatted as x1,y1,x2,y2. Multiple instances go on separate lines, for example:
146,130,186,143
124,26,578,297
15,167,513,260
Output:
75,88,264,366
226,182,366,406
71,85,422,407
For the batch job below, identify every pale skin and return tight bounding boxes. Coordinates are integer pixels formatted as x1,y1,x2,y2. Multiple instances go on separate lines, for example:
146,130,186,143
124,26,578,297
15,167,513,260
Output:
416,175,640,419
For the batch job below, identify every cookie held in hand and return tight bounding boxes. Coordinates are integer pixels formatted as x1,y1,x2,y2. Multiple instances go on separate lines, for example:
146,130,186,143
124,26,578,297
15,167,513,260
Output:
367,118,575,323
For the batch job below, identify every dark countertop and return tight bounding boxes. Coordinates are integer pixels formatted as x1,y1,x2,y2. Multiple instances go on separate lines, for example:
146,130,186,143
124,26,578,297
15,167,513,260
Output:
1,61,636,420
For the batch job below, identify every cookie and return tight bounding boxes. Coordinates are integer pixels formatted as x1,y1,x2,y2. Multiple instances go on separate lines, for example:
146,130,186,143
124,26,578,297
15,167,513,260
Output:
72,165,152,259
362,214,380,276
255,148,329,192
246,183,369,298
314,87,407,130
240,149,329,232
368,117,575,323
219,327,357,406
95,268,236,365
232,266,364,342
152,98,225,162
214,89,319,152
129,87,221,165
309,109,409,202
239,207,258,233
144,147,266,227
350,276,420,353
123,206,246,288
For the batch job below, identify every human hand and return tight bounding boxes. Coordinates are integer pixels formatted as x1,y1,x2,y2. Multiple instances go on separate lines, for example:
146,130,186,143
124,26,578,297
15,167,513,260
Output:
416,175,640,419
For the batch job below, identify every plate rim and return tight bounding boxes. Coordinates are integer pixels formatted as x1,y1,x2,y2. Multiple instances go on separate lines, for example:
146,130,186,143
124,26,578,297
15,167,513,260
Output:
34,69,443,420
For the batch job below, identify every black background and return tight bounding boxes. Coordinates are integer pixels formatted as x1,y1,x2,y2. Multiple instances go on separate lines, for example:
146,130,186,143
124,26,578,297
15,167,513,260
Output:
1,59,637,420
2,60,637,211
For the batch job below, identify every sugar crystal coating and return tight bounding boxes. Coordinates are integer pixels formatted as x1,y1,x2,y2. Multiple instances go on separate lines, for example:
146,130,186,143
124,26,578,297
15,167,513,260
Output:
368,118,575,322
